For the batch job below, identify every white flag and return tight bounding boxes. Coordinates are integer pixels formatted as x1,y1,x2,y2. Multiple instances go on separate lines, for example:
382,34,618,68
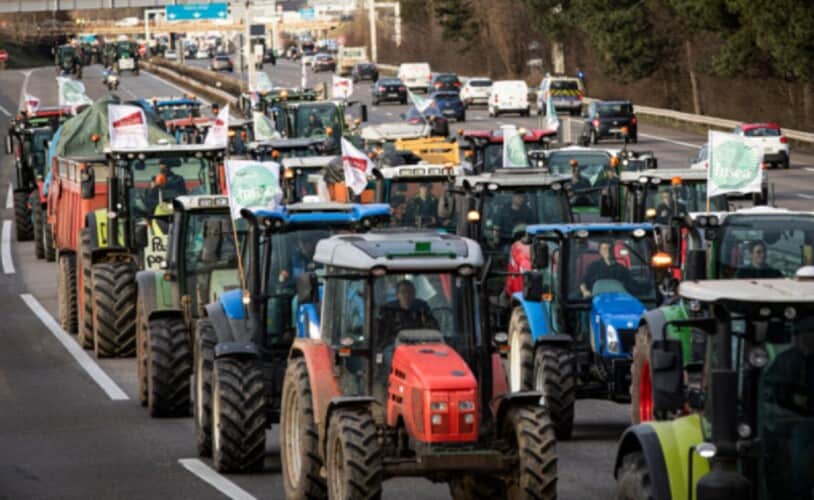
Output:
544,93,560,132
224,160,282,219
408,90,432,113
108,104,148,149
252,111,281,141
341,137,373,195
204,104,230,147
57,77,92,107
332,75,354,100
502,125,529,168
707,130,764,197
24,94,40,114
255,72,273,93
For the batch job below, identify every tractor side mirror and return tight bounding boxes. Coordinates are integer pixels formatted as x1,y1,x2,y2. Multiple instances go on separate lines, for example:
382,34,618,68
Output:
522,271,549,301
201,219,224,263
296,272,319,305
5,135,11,155
531,241,549,269
599,192,614,218
80,167,95,199
683,249,707,281
650,338,685,416
133,221,148,249
360,104,368,123
437,190,454,219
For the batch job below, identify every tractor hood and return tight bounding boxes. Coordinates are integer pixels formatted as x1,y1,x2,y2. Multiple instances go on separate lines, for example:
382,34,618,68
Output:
391,343,476,391
592,292,645,332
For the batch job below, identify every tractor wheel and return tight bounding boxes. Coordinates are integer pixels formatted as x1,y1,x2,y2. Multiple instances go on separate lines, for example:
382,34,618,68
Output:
326,408,382,500
449,475,504,500
91,261,137,358
502,406,558,500
57,253,78,334
630,324,654,424
211,357,266,473
533,345,576,440
77,229,94,349
615,452,653,500
136,295,148,406
508,307,535,392
281,357,326,499
43,222,56,262
194,319,216,457
13,191,33,241
33,203,44,259
147,317,192,418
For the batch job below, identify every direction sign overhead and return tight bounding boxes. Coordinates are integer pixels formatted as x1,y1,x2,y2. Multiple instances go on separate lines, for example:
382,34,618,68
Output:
165,3,228,22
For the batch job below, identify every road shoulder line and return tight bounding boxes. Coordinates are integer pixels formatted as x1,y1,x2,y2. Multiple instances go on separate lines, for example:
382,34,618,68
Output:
5,184,12,209
2,220,14,274
178,459,257,500
20,293,129,400
638,132,701,150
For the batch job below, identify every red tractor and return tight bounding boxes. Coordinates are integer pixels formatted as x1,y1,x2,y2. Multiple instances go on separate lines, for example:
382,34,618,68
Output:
281,232,558,499
458,128,557,173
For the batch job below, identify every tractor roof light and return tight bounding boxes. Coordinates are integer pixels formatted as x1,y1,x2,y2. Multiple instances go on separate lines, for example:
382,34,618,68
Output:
283,167,294,180
610,156,620,168
638,176,650,185
569,159,578,168
645,208,657,219
632,228,647,239
466,209,480,222
671,176,683,186
272,149,280,160
91,133,100,143
325,126,333,136
651,252,673,269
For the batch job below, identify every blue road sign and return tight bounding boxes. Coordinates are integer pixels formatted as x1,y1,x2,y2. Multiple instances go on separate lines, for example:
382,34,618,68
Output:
299,7,315,20
165,3,228,22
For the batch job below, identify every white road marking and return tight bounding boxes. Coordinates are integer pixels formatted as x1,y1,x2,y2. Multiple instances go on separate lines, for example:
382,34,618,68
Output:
20,293,129,400
1,220,13,274
805,168,814,173
5,184,12,209
142,70,211,105
797,193,814,200
638,133,701,150
385,112,393,117
178,459,257,500
0,104,10,117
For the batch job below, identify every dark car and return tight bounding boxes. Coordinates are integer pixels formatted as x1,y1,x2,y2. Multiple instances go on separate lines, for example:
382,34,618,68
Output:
430,91,465,122
372,78,407,105
210,54,233,72
581,100,638,145
428,73,462,93
352,62,379,82
404,105,449,137
312,53,335,72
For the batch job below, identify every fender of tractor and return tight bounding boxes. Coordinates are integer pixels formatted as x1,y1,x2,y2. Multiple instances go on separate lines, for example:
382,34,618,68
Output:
614,414,708,500
136,270,182,322
510,292,571,346
590,292,646,358
206,289,256,358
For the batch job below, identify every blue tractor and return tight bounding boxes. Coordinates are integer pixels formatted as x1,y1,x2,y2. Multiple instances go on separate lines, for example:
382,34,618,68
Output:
506,223,668,439
191,201,390,472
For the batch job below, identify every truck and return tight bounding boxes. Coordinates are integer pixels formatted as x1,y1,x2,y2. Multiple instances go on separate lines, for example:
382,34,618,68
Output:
335,46,367,76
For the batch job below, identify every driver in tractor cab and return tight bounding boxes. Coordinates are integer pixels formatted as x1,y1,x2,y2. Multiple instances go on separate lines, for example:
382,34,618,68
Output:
579,240,635,298
497,193,535,237
304,112,324,137
403,183,438,227
146,161,187,214
570,160,591,192
654,188,687,224
377,280,439,351
278,232,321,285
735,241,784,279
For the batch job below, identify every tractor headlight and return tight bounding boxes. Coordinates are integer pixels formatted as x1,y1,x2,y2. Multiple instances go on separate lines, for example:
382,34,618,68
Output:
458,400,475,411
431,414,443,425
430,401,448,412
606,324,620,353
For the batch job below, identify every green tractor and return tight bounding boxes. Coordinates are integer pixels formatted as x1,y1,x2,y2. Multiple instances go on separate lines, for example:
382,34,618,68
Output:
114,41,139,75
55,44,82,79
614,270,814,500
630,207,814,424
135,194,242,417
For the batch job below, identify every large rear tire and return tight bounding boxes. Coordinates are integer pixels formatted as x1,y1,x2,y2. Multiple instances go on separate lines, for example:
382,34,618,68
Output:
615,452,653,500
136,295,148,406
13,191,33,241
503,406,558,500
326,408,382,500
508,307,535,392
77,229,93,349
533,345,576,440
194,319,216,457
211,357,266,473
57,253,78,334
91,261,137,358
147,317,192,418
43,222,56,262
630,325,654,424
281,357,326,499
33,203,44,259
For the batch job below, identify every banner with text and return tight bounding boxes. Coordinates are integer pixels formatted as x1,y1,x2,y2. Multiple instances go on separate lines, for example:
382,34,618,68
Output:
707,130,763,197
108,104,149,149
224,160,281,219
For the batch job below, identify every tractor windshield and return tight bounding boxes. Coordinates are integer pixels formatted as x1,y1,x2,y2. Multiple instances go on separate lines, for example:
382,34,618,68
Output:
481,187,570,252
387,179,455,231
566,232,656,303
716,214,814,279
479,142,531,171
547,151,613,210
157,104,201,122
644,182,727,222
128,156,215,219
295,104,341,140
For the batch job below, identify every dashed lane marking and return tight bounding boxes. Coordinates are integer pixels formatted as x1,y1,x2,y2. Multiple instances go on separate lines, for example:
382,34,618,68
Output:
797,193,814,200
1,220,13,274
0,104,10,117
805,168,814,173
178,459,257,500
638,133,701,149
5,184,12,209
20,294,129,400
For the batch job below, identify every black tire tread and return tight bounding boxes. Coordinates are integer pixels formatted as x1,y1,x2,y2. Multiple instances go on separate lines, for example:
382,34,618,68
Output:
91,261,137,358
505,406,558,500
43,222,56,261
534,345,576,440
77,229,93,349
194,319,216,457
327,408,382,500
509,307,535,392
147,317,192,417
615,452,653,500
13,191,33,241
57,253,78,334
33,203,44,259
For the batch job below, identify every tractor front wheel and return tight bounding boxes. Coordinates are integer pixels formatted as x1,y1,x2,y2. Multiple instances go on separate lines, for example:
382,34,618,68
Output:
211,357,266,472
630,325,654,424
502,406,557,500
147,317,191,417
326,408,382,500
281,357,326,499
615,452,653,500
13,191,33,241
91,261,137,358
508,307,535,392
57,253,77,334
77,229,94,349
533,345,576,440
194,319,216,457
33,203,44,259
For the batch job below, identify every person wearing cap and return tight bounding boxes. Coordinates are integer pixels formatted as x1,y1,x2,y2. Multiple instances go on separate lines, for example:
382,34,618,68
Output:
570,161,592,192
403,183,438,227
735,241,783,278
146,161,187,213
654,189,688,224
579,240,634,298
377,280,439,352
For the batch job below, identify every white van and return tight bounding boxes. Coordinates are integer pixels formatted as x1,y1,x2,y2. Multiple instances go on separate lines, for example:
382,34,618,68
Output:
488,80,530,117
397,63,432,93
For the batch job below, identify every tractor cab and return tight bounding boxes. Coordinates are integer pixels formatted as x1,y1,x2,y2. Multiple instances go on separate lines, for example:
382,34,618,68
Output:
361,123,459,166
458,127,556,173
509,223,667,438
238,87,318,117
281,231,557,498
55,44,81,77
115,41,139,74
151,96,203,124
278,155,339,202
615,272,814,500
540,146,620,220
196,201,391,472
373,163,463,231
285,100,367,154
248,137,325,164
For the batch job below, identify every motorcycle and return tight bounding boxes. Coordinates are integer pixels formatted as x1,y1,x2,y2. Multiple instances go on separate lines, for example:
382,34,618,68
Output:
103,69,119,91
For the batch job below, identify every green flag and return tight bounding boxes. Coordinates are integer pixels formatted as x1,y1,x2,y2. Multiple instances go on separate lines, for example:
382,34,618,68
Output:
57,77,92,107
707,130,763,197
502,125,528,167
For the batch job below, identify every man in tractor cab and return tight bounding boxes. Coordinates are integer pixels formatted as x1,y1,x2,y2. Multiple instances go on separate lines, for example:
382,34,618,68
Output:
496,193,535,235
735,241,784,278
278,231,322,284
403,183,439,227
146,161,187,213
579,240,635,298
653,188,688,224
376,280,440,351
303,112,324,137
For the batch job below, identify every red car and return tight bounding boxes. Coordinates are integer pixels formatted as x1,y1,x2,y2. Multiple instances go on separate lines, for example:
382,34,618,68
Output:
458,128,557,173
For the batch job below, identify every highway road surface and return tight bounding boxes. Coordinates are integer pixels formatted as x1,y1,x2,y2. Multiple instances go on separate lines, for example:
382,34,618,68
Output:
0,60,812,499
